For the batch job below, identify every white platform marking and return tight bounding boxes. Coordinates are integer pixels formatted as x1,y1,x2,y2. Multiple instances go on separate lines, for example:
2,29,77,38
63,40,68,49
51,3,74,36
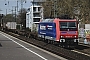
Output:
0,33,47,60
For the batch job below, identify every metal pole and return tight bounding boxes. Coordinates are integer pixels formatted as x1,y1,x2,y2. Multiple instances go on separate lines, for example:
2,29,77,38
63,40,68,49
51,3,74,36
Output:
28,14,29,28
54,0,55,18
17,0,18,12
21,0,23,14
15,6,16,22
21,0,23,28
0,9,2,14
12,6,14,22
56,0,57,17
54,0,57,18
12,6,13,17
6,9,7,15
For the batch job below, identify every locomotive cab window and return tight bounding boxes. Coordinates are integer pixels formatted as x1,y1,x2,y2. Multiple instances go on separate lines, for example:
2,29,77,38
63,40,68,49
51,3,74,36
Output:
60,22,68,28
68,22,76,28
60,22,77,31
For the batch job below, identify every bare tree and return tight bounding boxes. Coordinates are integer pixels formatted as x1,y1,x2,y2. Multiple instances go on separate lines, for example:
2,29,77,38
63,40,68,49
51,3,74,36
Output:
18,8,27,29
42,0,90,23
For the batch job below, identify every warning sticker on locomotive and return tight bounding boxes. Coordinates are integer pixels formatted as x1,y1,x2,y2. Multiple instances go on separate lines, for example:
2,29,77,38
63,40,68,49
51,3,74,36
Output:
40,25,46,30
47,25,53,30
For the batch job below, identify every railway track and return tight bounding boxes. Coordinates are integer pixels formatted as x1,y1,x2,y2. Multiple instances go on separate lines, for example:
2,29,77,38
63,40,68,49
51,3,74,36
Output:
72,44,90,56
1,30,90,60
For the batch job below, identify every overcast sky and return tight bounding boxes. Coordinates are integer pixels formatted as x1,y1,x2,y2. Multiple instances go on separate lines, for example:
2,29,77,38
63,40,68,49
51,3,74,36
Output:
0,0,33,14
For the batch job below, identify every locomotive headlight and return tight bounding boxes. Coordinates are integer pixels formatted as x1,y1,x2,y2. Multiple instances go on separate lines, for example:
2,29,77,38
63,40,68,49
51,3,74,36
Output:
74,36,77,38
51,37,53,38
61,36,63,38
